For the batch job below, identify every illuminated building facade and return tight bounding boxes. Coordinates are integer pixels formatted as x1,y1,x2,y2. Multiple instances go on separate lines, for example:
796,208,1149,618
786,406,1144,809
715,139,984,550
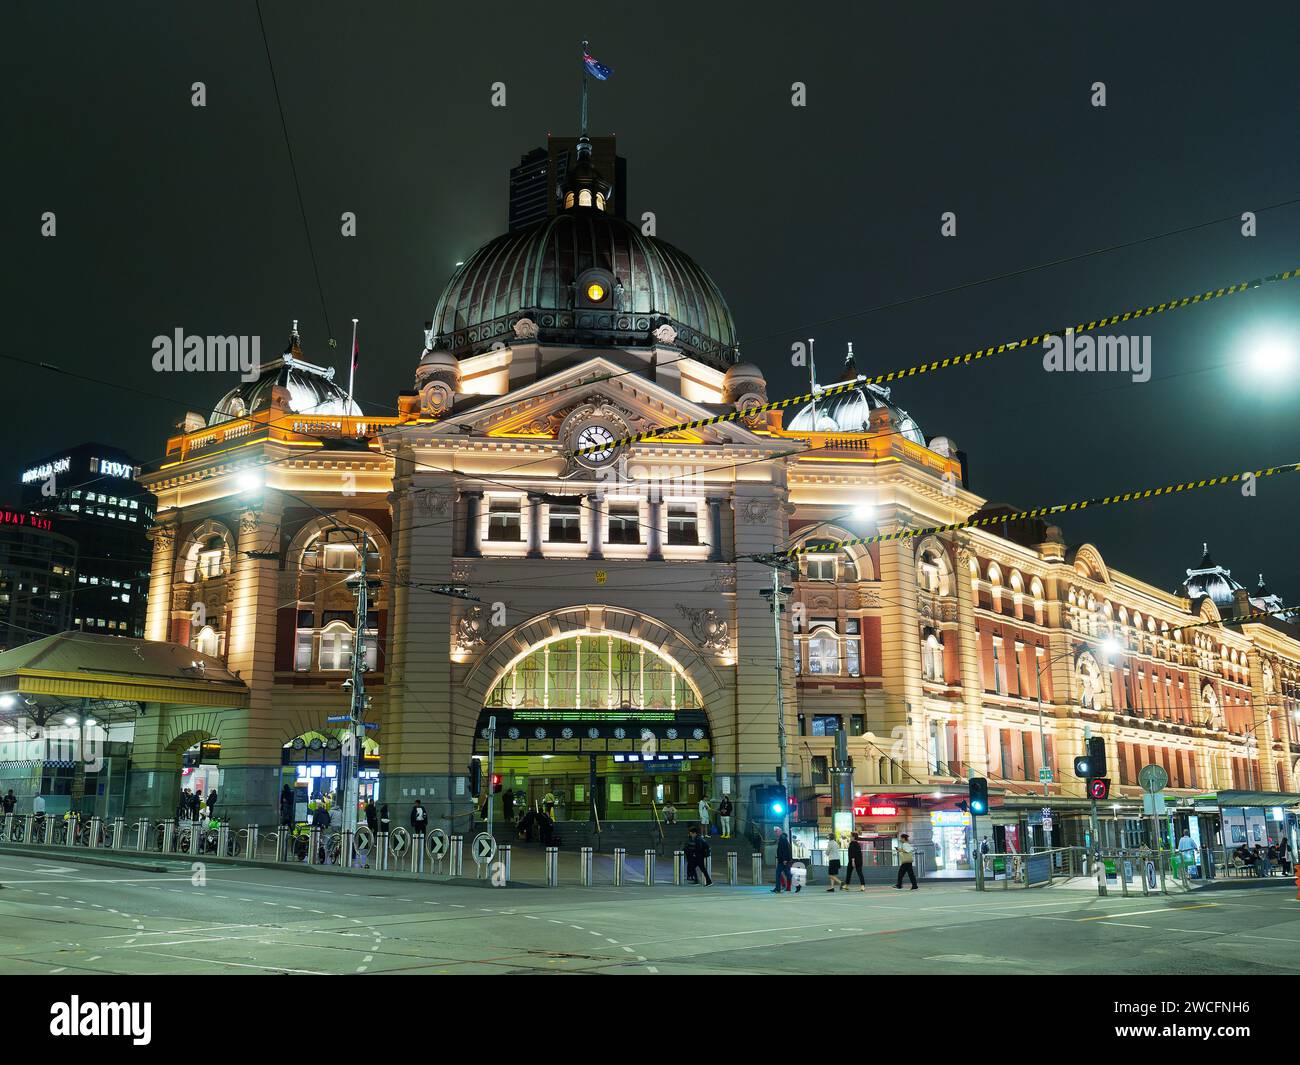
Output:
129,134,1300,859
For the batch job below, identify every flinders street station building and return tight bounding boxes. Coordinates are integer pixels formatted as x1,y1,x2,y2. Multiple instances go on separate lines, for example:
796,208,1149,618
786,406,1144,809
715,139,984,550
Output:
11,131,1298,869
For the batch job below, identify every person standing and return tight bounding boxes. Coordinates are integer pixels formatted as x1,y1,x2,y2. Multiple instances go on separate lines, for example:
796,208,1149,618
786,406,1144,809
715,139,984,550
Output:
718,794,733,839
410,799,428,837
1177,832,1199,877
2,789,16,816
364,799,378,836
1277,835,1292,876
772,826,797,893
279,784,294,827
692,826,713,886
895,833,918,890
824,832,843,892
844,834,867,891
206,789,218,817
501,789,514,825
379,803,392,838
698,796,711,835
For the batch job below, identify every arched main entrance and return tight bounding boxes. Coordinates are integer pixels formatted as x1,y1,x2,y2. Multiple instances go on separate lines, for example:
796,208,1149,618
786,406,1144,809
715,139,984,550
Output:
473,630,715,825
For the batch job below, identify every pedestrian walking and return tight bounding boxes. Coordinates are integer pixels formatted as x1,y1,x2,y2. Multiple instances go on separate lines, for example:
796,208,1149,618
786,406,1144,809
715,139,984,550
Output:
824,832,843,892
718,794,733,838
379,803,392,838
1177,832,1199,877
844,834,867,891
686,825,713,885
895,832,918,890
698,796,711,835
1277,835,1292,876
772,826,798,893
365,799,378,836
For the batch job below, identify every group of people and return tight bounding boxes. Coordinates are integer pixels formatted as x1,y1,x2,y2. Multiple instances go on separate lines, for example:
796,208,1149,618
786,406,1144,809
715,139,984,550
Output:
176,786,217,824
771,829,919,894
662,794,734,837
1233,838,1291,877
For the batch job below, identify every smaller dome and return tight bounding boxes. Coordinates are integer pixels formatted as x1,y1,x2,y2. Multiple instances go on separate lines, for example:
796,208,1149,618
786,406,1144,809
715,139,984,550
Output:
722,360,766,404
1180,543,1245,609
210,326,360,425
787,381,924,445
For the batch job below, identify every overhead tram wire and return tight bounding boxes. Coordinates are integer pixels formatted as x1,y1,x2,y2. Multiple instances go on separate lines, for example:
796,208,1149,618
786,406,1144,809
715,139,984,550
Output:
573,263,1300,458
253,0,334,347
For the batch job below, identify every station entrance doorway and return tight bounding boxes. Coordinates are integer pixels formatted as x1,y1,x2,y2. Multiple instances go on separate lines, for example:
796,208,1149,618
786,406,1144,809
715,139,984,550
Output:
474,631,713,826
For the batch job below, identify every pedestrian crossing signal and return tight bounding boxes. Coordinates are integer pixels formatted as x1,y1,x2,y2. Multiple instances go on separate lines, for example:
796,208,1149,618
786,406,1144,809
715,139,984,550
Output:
468,760,482,797
491,774,502,794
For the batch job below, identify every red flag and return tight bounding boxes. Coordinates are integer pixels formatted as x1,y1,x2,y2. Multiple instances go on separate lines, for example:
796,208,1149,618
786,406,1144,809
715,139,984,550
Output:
351,334,360,371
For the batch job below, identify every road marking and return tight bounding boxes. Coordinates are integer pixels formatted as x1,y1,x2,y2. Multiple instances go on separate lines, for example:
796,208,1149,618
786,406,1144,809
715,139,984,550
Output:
130,949,329,975
1095,921,1152,928
1078,904,1216,921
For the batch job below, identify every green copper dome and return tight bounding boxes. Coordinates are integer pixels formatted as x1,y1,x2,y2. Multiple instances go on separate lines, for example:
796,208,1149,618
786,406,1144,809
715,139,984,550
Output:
429,209,739,367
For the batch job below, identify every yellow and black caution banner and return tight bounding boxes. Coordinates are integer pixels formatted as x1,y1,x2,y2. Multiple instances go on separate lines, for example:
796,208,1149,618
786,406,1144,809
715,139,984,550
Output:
572,265,1300,457
789,461,1300,555
1174,602,1300,633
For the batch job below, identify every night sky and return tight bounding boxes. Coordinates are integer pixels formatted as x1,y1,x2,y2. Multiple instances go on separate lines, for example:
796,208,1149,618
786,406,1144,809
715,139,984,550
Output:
7,2,1299,600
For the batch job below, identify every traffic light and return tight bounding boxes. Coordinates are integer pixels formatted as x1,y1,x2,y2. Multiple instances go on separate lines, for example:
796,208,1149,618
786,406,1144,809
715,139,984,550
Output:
1088,777,1111,801
468,760,482,797
1088,737,1107,777
491,773,503,794
967,777,988,816
1074,755,1092,778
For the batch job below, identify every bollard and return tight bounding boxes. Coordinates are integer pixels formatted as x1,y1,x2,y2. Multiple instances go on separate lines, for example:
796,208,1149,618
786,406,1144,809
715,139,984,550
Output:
613,847,625,886
134,818,149,852
22,813,34,844
341,829,354,869
161,819,174,854
579,846,594,886
545,846,559,887
377,831,389,871
1158,851,1168,895
64,818,77,848
246,824,259,860
644,849,656,886
1119,857,1132,897
752,852,763,885
499,844,511,885
411,833,426,874
1095,852,1108,897
0,814,7,841
216,824,230,858
727,851,738,885
189,821,202,857
308,826,321,866
111,817,125,850
672,849,685,886
276,825,290,862
88,816,102,849
449,834,463,878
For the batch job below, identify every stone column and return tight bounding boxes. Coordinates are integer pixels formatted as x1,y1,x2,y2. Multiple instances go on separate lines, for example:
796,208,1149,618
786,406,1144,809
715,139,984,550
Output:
462,490,482,558
144,520,177,642
646,494,663,561
218,495,287,827
526,494,543,559
706,497,724,562
875,520,924,782
1246,651,1280,792
586,491,604,560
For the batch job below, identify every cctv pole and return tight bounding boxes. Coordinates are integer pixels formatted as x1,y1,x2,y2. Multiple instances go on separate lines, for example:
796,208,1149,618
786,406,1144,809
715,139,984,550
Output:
341,533,371,838
486,715,496,841
771,565,791,837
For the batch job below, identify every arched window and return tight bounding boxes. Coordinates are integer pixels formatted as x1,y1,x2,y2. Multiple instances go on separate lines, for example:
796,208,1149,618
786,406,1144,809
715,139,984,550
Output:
807,628,841,676
181,526,233,583
486,632,702,711
193,625,220,658
917,546,952,596
922,630,945,682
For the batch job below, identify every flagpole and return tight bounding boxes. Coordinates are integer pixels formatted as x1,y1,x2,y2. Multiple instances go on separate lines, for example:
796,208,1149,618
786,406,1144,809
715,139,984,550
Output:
346,317,358,408
580,38,589,139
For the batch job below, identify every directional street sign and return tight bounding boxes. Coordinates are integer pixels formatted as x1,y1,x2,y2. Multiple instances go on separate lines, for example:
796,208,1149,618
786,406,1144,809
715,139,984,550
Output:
1138,763,1169,792
1038,768,1053,782
427,827,449,859
471,832,498,864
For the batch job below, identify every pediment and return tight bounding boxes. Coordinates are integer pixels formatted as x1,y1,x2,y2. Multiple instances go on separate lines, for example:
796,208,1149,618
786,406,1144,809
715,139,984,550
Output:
439,358,764,449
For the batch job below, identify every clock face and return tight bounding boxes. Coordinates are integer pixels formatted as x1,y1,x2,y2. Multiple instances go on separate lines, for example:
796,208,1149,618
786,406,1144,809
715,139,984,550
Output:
575,423,617,465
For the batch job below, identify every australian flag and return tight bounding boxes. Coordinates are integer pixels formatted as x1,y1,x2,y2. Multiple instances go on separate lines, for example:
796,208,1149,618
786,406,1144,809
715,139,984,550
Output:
583,51,612,80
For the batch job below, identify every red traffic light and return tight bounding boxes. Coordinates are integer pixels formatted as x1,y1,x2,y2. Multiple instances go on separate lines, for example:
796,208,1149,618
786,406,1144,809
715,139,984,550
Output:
491,774,503,793
1088,777,1111,800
